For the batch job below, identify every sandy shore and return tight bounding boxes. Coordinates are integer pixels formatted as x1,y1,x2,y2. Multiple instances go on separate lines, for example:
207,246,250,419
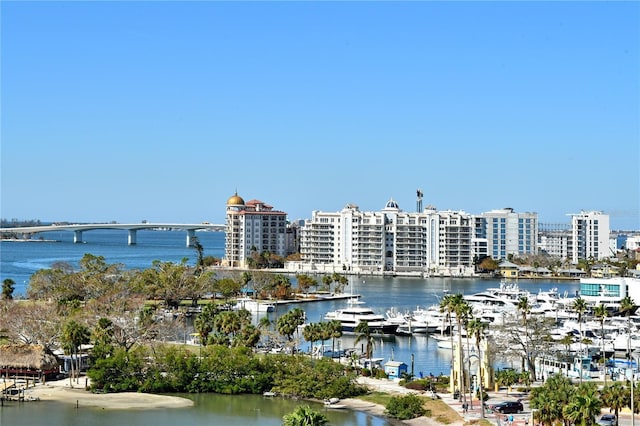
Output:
24,379,193,410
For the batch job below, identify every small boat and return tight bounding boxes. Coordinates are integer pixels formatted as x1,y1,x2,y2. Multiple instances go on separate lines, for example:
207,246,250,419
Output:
324,398,345,408
325,403,346,409
263,391,277,397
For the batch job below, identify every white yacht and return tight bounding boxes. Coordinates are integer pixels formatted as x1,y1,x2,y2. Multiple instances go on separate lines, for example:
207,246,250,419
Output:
233,297,275,313
324,306,399,334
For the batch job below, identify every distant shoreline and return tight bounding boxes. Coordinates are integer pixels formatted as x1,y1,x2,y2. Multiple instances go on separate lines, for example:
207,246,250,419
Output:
0,238,59,242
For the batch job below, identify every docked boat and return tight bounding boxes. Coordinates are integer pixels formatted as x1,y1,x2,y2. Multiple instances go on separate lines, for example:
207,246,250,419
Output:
233,297,275,313
324,306,399,334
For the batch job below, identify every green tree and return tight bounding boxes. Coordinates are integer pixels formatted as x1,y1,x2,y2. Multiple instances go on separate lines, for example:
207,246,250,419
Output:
2,278,15,300
385,393,427,420
530,373,575,426
277,308,306,353
601,382,628,426
295,274,316,295
282,405,329,426
572,297,589,384
61,319,91,386
467,318,487,418
193,303,217,346
562,382,601,426
354,321,375,360
303,322,322,355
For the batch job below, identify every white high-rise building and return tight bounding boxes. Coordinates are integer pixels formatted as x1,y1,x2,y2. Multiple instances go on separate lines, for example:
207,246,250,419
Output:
480,208,538,260
570,211,610,262
299,199,474,276
224,192,288,267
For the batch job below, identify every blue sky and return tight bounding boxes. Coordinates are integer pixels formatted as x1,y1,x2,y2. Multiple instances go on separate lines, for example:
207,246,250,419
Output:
1,1,639,230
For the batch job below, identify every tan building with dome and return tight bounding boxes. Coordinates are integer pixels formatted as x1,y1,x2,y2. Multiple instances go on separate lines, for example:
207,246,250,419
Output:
224,192,288,267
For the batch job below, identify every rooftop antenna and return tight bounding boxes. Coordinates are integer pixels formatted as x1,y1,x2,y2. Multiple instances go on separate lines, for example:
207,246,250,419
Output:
416,189,423,212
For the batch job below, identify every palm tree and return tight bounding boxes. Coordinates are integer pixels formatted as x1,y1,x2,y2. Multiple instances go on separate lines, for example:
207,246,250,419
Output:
355,322,375,361
594,303,609,384
327,319,343,357
572,297,588,384
61,319,90,386
451,294,471,405
277,308,306,354
439,294,456,379
530,373,575,426
620,296,636,347
562,382,602,426
601,382,629,426
517,296,532,373
193,303,217,346
282,405,329,426
302,322,321,356
467,318,487,418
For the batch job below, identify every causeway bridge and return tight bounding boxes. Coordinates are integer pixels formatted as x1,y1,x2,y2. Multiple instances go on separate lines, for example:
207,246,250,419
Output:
0,223,226,246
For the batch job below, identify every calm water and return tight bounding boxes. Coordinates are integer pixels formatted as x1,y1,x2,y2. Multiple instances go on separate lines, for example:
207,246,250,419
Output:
0,229,580,424
0,393,384,426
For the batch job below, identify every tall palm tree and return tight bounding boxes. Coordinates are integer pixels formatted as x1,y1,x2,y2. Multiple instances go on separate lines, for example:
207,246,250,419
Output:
61,319,91,386
327,319,343,357
572,297,589,384
193,303,217,346
517,296,532,373
620,296,636,350
601,382,629,426
355,322,375,361
467,318,487,418
277,308,306,354
439,294,456,377
442,293,471,403
594,303,609,384
302,322,321,356
282,405,329,426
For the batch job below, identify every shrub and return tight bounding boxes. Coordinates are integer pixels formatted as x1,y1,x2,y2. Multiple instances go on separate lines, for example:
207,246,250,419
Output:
385,393,426,420
374,369,388,379
361,368,371,377
405,379,430,391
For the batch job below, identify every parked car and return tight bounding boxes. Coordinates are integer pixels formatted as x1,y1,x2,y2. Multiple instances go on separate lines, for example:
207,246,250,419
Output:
493,401,523,414
597,414,616,426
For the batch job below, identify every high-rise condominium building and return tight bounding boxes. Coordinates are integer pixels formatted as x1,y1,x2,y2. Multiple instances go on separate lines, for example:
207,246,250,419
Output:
299,199,474,276
570,211,610,263
224,192,287,267
479,208,538,260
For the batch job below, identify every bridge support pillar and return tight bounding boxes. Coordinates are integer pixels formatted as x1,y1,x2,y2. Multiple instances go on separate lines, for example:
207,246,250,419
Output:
128,230,137,245
186,229,196,247
73,230,83,244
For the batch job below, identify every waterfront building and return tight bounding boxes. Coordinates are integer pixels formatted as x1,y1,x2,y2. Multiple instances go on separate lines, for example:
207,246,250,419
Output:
296,199,474,276
538,223,573,261
570,210,610,263
436,210,474,276
223,192,287,267
478,208,538,260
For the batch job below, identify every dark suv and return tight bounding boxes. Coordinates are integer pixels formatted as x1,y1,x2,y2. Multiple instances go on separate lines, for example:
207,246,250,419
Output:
493,401,523,414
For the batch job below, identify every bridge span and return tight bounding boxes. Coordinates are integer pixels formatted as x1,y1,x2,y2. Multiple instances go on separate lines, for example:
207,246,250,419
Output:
0,223,226,246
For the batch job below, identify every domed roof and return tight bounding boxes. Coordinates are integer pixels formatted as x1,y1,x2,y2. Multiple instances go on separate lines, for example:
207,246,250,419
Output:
227,192,245,206
385,198,400,209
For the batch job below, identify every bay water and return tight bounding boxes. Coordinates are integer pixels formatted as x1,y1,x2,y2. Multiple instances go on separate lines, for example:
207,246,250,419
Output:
0,229,580,424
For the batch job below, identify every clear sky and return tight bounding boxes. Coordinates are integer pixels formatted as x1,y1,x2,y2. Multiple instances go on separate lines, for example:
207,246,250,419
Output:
1,1,639,230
